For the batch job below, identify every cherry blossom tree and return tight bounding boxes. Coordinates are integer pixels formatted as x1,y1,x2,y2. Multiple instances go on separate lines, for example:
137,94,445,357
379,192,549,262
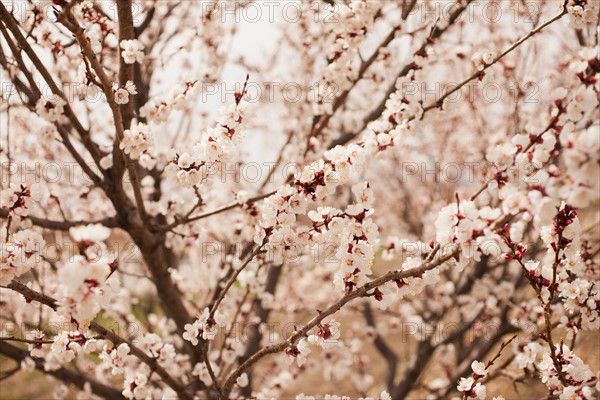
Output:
0,0,599,399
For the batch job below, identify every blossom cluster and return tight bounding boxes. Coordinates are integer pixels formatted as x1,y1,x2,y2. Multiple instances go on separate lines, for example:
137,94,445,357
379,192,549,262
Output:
456,360,488,399
566,0,600,28
28,330,98,372
54,225,117,326
120,39,145,64
113,80,138,105
254,145,383,295
140,81,199,125
0,183,43,217
0,183,46,284
313,0,380,115
35,98,66,123
119,122,154,161
182,308,225,345
165,102,247,187
0,229,45,285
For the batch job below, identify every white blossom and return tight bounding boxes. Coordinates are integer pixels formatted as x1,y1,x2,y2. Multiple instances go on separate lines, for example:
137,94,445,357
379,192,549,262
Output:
120,39,145,64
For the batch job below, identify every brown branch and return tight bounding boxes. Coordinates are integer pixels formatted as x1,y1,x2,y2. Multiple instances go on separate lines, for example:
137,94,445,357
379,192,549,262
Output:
202,340,223,396
0,365,20,381
0,336,54,344
439,319,517,399
4,279,192,399
209,246,265,319
0,17,103,186
363,303,398,391
391,340,434,399
221,247,460,397
421,7,568,114
0,209,118,231
164,190,277,230
0,4,103,167
542,231,569,386
329,1,565,151
238,263,283,396
56,8,150,226
303,17,405,155
114,0,136,183
327,0,473,149
485,334,518,371
0,340,126,399
134,6,156,37
37,7,198,366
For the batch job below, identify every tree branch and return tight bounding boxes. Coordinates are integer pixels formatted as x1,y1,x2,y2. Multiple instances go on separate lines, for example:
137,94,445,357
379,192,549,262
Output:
221,247,460,397
0,209,118,231
0,340,126,399
4,280,192,399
